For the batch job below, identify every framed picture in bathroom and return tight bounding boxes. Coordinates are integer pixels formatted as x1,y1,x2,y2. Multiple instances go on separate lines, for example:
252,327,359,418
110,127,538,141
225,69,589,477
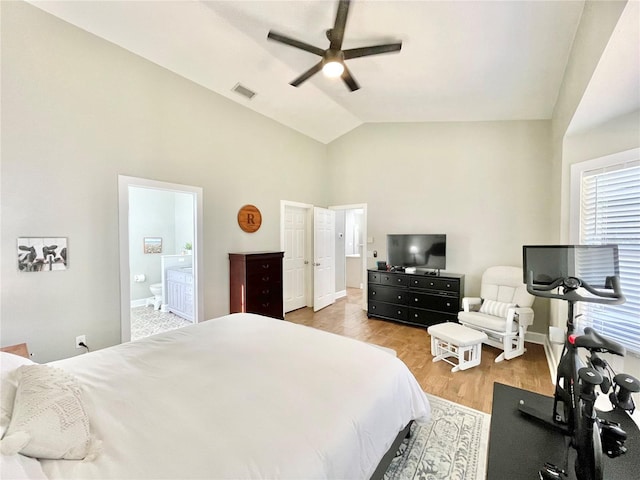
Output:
143,237,163,254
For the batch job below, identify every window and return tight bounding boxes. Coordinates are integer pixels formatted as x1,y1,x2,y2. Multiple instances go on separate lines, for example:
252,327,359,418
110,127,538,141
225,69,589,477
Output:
571,149,640,354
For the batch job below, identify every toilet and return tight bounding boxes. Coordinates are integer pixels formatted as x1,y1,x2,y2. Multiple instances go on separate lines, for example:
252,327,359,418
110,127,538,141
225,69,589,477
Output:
148,283,163,310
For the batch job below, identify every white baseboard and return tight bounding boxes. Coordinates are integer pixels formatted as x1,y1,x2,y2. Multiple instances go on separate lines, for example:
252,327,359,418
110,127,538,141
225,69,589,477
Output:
525,331,557,384
131,298,152,308
335,290,347,299
524,331,546,345
543,337,559,384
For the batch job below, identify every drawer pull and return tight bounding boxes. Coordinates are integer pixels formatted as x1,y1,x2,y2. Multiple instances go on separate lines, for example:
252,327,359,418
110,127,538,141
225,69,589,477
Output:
262,302,270,307
397,310,402,315
262,289,270,295
430,282,434,286
372,291,376,295
372,305,376,310
262,276,270,282
446,303,451,307
262,264,270,269
414,298,418,302
397,295,402,299
397,278,402,283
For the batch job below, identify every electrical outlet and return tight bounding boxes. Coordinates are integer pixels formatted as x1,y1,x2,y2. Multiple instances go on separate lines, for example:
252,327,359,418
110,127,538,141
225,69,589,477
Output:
75,335,86,349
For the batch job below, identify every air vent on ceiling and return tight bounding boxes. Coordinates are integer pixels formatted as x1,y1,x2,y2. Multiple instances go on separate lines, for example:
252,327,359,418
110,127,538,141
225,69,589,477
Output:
232,83,256,100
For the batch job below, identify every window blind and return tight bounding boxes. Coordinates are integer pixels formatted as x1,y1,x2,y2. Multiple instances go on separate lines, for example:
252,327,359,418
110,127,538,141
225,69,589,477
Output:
577,162,640,353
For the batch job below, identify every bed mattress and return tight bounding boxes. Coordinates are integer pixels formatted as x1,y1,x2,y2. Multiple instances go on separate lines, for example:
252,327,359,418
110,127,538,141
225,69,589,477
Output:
38,313,430,479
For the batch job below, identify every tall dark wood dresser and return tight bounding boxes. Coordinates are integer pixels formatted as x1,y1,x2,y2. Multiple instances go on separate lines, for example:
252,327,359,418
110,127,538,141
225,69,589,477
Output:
229,251,284,320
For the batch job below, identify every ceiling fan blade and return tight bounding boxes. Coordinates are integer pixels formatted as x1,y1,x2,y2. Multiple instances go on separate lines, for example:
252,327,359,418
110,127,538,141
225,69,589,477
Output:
330,0,351,51
290,61,324,87
341,64,360,92
267,31,325,57
343,42,402,60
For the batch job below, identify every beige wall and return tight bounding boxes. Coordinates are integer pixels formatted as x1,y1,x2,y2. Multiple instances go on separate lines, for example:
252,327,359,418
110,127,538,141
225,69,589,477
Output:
327,121,553,333
1,1,327,361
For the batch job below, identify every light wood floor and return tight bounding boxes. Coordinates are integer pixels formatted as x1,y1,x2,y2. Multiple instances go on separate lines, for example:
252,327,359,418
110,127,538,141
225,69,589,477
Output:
285,288,554,414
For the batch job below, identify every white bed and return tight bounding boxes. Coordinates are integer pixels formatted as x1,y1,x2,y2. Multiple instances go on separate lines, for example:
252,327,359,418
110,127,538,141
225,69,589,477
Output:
1,313,430,479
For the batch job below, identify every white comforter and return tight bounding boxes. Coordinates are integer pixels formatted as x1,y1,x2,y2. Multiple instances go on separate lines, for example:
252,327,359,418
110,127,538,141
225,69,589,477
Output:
42,313,430,479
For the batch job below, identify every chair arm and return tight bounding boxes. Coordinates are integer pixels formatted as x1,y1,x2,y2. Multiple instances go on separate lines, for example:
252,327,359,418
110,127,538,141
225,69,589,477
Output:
507,307,535,329
462,297,482,312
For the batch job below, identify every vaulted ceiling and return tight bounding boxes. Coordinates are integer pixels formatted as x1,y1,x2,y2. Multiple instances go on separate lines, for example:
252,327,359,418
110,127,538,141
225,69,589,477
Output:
27,1,638,143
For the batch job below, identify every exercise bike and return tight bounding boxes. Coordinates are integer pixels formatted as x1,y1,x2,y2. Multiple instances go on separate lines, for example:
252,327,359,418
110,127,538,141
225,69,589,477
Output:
518,272,640,480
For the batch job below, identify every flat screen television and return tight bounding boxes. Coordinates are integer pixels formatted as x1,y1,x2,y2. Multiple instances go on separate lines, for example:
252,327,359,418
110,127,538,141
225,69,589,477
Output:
387,234,446,270
522,245,619,289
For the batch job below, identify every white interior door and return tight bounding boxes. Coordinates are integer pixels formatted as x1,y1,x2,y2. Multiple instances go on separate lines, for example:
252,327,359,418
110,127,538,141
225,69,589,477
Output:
313,207,336,312
283,205,309,312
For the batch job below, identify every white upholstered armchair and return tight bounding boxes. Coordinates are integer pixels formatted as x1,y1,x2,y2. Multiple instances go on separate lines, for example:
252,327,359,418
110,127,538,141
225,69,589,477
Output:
457,266,535,362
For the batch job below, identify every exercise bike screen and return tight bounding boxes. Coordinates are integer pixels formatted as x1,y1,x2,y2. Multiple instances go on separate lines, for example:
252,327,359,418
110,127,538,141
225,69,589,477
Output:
522,245,619,289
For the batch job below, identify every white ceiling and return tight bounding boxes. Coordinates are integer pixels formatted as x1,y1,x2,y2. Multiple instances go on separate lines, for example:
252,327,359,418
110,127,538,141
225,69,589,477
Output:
25,1,635,144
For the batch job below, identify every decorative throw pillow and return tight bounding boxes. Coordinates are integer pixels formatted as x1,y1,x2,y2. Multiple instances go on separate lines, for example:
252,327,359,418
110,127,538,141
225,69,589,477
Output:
0,365,96,460
1,352,36,438
479,299,516,319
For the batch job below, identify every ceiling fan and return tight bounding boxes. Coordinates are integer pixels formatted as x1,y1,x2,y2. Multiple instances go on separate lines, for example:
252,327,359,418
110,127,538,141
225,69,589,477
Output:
267,0,402,91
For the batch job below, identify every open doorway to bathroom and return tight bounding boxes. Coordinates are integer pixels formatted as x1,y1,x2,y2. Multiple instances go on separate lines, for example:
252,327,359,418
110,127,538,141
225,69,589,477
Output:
118,176,203,343
331,204,367,308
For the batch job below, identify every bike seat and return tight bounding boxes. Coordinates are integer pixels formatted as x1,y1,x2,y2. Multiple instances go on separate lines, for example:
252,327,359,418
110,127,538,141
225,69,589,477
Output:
574,327,625,356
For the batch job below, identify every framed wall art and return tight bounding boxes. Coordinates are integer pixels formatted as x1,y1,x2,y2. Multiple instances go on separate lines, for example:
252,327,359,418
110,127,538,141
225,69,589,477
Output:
143,237,163,254
17,237,68,272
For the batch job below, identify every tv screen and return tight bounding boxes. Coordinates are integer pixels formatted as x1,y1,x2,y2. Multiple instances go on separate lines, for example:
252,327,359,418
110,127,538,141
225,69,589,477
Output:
522,245,619,289
387,234,446,270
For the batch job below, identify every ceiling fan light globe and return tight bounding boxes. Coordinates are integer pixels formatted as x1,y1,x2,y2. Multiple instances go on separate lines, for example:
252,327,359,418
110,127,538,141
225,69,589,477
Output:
323,61,344,78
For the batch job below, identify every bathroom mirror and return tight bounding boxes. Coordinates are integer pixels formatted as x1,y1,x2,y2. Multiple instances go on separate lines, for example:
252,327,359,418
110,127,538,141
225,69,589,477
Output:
143,237,162,254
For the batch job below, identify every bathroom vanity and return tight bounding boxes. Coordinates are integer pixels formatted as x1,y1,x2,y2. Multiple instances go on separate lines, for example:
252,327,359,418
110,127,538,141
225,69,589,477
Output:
166,266,194,321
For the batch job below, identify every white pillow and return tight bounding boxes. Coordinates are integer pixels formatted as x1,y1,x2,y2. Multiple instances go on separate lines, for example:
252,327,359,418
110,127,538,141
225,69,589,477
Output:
479,299,516,319
1,352,36,438
0,364,97,460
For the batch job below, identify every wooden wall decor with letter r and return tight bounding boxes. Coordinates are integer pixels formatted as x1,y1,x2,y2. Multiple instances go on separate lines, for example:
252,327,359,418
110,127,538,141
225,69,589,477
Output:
237,204,262,233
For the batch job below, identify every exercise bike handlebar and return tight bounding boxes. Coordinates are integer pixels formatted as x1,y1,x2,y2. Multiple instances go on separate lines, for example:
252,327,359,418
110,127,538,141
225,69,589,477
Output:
526,272,626,305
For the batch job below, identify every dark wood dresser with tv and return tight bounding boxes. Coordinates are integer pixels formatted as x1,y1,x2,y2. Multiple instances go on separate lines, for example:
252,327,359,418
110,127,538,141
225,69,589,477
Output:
229,251,284,320
367,269,464,327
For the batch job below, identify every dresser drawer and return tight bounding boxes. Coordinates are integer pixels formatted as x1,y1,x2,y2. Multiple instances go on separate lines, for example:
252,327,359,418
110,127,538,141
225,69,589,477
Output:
368,271,382,284
380,273,409,287
409,276,459,293
247,258,282,278
246,272,282,287
247,288,282,318
247,283,281,299
368,284,409,305
408,308,456,326
410,291,459,313
368,301,408,322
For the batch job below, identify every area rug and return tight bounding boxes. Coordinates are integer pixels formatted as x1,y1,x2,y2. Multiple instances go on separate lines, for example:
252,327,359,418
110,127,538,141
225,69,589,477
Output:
384,393,490,480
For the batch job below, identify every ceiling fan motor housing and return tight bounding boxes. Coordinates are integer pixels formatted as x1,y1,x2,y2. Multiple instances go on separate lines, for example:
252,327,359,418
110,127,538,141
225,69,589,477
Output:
267,0,402,91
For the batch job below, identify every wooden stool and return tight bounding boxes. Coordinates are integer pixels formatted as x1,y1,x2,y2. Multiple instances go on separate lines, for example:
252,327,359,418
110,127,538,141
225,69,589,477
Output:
428,322,487,372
